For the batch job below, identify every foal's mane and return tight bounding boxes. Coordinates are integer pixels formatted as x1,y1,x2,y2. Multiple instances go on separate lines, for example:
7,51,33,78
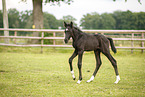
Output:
73,26,83,33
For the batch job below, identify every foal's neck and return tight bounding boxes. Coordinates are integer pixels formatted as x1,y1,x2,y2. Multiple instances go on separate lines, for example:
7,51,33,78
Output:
72,28,82,41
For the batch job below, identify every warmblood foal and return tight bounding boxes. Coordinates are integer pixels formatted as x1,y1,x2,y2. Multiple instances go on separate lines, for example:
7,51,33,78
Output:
64,21,120,84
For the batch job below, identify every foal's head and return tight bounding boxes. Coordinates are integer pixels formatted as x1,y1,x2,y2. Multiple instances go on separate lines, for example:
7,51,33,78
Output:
64,21,74,43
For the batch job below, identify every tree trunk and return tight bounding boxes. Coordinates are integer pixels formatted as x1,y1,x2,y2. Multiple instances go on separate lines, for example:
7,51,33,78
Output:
32,0,43,44
2,0,9,43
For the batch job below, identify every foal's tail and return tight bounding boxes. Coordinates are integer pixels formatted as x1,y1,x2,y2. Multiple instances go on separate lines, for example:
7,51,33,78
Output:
107,37,117,53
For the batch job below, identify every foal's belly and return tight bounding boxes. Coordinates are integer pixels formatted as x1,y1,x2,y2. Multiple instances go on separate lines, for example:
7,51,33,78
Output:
84,41,99,51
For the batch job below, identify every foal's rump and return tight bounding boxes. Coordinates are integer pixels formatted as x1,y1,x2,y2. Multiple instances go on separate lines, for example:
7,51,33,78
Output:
95,34,116,53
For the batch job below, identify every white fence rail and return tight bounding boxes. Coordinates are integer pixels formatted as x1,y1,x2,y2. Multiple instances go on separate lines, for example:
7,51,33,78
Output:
0,28,145,53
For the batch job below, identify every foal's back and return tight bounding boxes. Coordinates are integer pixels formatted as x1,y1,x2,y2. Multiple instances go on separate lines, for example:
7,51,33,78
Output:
83,33,107,51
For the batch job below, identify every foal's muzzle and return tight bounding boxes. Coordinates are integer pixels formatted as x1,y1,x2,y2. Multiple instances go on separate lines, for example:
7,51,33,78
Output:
64,39,68,44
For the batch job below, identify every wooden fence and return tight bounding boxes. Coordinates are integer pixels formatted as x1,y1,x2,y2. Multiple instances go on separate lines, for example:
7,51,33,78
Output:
0,28,145,53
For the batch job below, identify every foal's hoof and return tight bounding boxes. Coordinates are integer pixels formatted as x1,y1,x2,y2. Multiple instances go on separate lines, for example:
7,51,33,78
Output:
114,75,120,84
77,80,81,84
86,80,92,83
73,78,76,80
86,76,94,83
114,79,120,84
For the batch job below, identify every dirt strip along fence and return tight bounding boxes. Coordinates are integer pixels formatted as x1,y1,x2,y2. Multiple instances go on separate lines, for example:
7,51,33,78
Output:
0,28,145,53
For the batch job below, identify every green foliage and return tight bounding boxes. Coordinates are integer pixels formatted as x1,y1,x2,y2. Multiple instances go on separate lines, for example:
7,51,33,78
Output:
20,10,33,29
7,9,33,35
112,10,145,30
44,33,53,44
62,15,77,26
8,9,21,28
100,13,116,29
43,12,58,29
81,12,100,29
44,0,73,5
1,9,145,30
2,8,33,30
81,10,145,30
0,48,144,96
113,10,134,29
21,0,73,5
137,12,145,30
81,12,116,29
0,8,77,30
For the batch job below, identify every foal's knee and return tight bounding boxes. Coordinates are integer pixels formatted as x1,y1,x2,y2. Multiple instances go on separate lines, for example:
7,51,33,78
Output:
69,58,72,64
78,63,82,69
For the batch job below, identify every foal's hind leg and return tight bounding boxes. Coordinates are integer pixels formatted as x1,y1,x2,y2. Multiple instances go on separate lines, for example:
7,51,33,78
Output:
77,50,84,84
104,52,120,84
87,50,102,83
69,50,78,80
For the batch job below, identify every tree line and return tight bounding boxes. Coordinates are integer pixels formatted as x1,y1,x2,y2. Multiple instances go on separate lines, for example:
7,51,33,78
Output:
0,8,145,31
81,10,145,30
0,8,62,29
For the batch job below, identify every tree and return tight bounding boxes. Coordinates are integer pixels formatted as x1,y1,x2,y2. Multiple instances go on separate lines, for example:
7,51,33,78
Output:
43,12,58,29
21,0,73,43
80,12,100,29
22,0,142,43
62,15,77,26
99,13,116,29
30,0,43,43
136,12,145,29
20,10,33,29
80,12,116,29
112,10,122,29
8,9,21,28
112,10,138,29
2,0,9,43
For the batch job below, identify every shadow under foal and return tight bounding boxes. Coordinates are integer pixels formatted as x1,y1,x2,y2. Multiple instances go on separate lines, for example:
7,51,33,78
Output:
64,22,120,84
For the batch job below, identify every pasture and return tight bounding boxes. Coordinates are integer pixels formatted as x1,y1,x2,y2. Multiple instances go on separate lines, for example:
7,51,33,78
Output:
0,47,145,96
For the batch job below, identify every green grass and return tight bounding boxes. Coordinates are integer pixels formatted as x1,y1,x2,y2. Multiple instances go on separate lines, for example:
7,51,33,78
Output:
0,47,145,97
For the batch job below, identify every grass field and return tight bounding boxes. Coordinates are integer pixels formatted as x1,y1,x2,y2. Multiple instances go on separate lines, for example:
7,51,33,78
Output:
0,47,145,97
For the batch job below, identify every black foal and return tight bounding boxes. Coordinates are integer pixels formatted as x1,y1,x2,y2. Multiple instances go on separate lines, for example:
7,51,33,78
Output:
64,21,120,84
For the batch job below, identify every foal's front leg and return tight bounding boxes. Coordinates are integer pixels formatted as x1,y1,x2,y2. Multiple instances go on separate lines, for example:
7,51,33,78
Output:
77,50,84,84
69,50,78,80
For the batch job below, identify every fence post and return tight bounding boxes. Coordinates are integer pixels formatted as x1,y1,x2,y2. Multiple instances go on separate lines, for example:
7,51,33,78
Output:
14,31,17,44
53,32,56,49
41,32,44,53
131,33,134,53
53,32,56,45
141,33,144,53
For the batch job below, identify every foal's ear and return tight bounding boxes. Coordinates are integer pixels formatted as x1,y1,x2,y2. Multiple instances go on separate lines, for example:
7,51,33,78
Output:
64,21,67,27
70,21,73,28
